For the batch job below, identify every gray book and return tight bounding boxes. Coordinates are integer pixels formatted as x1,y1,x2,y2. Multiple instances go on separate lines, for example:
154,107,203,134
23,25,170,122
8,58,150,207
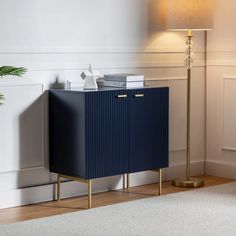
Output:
104,74,144,82
103,80,144,88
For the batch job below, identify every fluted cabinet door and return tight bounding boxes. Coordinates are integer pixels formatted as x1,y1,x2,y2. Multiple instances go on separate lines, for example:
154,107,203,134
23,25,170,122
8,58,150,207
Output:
85,90,129,179
129,88,169,173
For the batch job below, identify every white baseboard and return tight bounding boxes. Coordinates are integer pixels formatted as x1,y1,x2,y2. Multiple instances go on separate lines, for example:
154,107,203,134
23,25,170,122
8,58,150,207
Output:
0,161,204,209
206,160,236,179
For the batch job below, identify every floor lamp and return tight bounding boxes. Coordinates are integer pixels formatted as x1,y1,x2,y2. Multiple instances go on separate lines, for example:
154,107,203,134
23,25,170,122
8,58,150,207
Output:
164,0,214,187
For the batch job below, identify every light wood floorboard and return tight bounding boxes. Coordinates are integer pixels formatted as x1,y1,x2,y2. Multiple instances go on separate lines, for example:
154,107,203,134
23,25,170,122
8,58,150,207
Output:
0,175,234,225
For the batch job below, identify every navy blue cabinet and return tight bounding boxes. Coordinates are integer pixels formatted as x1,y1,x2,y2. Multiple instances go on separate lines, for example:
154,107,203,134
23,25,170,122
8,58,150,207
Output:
49,87,169,207
49,87,169,179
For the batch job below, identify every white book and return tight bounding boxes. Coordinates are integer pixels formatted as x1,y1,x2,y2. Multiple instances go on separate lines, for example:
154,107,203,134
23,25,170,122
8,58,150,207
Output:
104,74,144,82
103,80,144,88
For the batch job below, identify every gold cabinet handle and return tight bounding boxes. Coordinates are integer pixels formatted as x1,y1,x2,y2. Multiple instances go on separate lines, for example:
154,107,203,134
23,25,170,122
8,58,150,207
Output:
134,94,144,98
116,94,127,99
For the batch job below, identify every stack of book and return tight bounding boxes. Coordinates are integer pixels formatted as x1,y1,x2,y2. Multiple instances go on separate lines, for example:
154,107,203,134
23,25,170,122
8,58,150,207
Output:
103,74,144,88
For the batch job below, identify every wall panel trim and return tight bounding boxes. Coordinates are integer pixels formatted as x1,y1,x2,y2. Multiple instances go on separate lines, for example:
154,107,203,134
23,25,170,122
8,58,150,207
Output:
0,63,205,73
0,83,45,173
146,76,187,82
222,76,236,151
207,46,236,53
208,61,236,67
0,47,205,55
206,160,236,179
20,62,205,71
222,146,236,152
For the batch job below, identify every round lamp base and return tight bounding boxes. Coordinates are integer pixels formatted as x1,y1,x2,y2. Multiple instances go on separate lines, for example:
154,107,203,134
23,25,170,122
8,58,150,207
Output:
172,177,204,188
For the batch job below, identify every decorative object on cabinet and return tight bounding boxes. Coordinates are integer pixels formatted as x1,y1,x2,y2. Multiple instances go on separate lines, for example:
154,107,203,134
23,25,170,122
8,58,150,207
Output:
103,74,144,88
0,66,27,105
49,87,169,208
163,0,214,188
81,64,103,90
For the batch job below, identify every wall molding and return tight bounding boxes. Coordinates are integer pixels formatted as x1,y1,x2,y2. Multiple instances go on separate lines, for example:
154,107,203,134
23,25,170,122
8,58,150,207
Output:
221,76,236,151
0,83,45,173
146,76,187,81
0,47,205,55
207,60,236,67
0,166,46,175
222,146,236,152
0,167,51,191
0,161,204,209
14,61,205,72
222,75,236,80
207,46,236,53
0,81,44,87
206,160,236,179
170,147,186,152
207,46,236,67
0,76,188,86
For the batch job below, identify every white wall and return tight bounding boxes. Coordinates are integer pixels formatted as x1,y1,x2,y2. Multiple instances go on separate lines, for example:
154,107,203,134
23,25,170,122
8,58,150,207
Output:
0,0,206,208
206,0,236,178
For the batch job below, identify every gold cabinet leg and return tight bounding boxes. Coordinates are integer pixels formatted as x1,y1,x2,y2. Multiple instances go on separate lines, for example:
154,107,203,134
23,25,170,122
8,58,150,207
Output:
127,173,130,189
123,174,126,189
57,174,61,201
159,169,162,195
88,180,92,209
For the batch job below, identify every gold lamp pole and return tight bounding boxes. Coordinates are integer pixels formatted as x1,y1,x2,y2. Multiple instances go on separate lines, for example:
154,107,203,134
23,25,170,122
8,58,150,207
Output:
173,29,204,187
163,0,214,188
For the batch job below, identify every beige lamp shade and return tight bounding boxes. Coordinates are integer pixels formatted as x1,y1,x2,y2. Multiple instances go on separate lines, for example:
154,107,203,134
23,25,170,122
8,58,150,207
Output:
166,0,214,31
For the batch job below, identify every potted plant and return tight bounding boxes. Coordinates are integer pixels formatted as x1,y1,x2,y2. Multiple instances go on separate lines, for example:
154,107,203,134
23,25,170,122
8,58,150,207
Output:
0,66,27,105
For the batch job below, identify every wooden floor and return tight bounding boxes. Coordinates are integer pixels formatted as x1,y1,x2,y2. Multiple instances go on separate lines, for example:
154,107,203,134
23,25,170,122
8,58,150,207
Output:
0,175,234,225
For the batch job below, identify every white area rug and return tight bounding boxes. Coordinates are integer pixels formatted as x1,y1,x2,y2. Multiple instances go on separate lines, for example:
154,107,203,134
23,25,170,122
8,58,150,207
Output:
1,182,236,236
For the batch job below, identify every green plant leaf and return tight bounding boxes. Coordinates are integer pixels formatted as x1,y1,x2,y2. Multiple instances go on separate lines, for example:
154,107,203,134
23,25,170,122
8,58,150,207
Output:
0,66,27,105
0,66,27,77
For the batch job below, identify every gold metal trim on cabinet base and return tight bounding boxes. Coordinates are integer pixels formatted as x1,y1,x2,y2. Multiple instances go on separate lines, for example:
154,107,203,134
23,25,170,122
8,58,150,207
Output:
123,174,126,189
127,173,130,189
172,177,204,188
57,175,61,202
151,169,162,195
56,174,92,209
122,174,130,189
56,169,163,209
